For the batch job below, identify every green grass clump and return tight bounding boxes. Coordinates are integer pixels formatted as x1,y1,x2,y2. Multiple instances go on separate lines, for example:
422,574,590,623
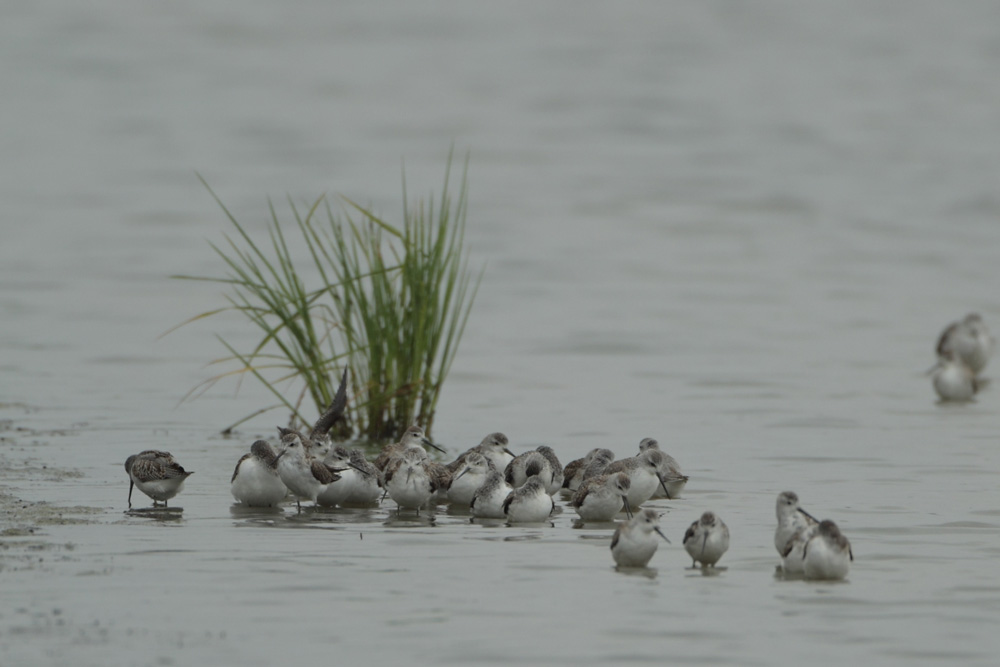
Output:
173,154,481,442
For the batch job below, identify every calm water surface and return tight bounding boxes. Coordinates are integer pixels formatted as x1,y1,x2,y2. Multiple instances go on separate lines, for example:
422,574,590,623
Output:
3,1,1000,665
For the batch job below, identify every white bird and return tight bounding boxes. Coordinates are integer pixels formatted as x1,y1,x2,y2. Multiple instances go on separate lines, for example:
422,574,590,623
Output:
124,450,194,508
936,312,994,375
306,436,333,464
774,491,818,562
374,425,445,473
231,440,287,508
504,450,556,493
448,452,492,507
447,432,515,474
780,523,816,576
316,446,356,508
682,511,730,568
803,519,853,580
277,367,350,464
610,508,671,568
502,475,554,523
603,450,672,508
931,350,978,402
470,468,513,519
339,449,383,507
570,472,632,522
382,447,438,513
562,448,615,492
534,446,564,494
275,430,343,511
638,438,689,499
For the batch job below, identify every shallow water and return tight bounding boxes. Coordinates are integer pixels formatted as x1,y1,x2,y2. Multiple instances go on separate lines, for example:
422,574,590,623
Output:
3,1,1000,665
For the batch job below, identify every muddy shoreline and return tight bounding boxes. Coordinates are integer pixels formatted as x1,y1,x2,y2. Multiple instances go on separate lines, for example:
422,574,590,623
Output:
0,416,100,573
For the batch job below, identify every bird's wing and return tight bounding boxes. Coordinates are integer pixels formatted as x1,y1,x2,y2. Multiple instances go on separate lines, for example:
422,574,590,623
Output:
310,368,349,440
310,459,340,485
231,453,251,483
131,458,190,482
610,525,623,550
683,521,698,546
937,322,959,355
570,484,590,509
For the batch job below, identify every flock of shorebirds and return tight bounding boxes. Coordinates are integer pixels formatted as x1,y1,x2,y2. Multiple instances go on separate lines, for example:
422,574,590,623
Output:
123,312,994,581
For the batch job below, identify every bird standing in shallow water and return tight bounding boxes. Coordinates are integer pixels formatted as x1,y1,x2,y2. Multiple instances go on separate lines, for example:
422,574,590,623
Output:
931,350,978,402
447,432,515,474
504,450,556,493
316,446,356,508
383,447,438,513
802,519,853,581
682,511,730,568
502,475,554,523
231,440,286,508
638,438,689,499
448,452,492,507
276,367,350,462
125,450,194,508
534,446,564,494
470,468,513,519
570,472,632,522
936,312,994,376
603,450,672,508
275,430,344,511
340,449,383,507
562,448,615,492
611,509,671,568
774,491,818,571
374,426,445,473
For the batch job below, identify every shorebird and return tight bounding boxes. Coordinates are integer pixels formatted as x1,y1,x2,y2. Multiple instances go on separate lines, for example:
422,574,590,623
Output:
230,440,287,507
774,491,818,554
780,524,815,576
775,491,819,574
570,472,632,522
610,508,671,568
931,350,978,402
446,432,515,474
470,468,513,519
275,430,344,511
276,368,351,461
374,426,445,473
504,451,556,493
682,511,730,568
534,446,564,493
638,438,689,499
448,452,492,507
936,312,994,375
562,448,615,492
316,446,356,507
502,475,554,523
383,447,438,513
339,449,383,507
802,519,853,580
603,450,671,508
125,450,194,508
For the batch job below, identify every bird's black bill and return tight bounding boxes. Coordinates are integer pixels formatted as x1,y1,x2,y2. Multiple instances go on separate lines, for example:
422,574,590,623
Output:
422,438,446,454
348,462,373,476
657,473,672,500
